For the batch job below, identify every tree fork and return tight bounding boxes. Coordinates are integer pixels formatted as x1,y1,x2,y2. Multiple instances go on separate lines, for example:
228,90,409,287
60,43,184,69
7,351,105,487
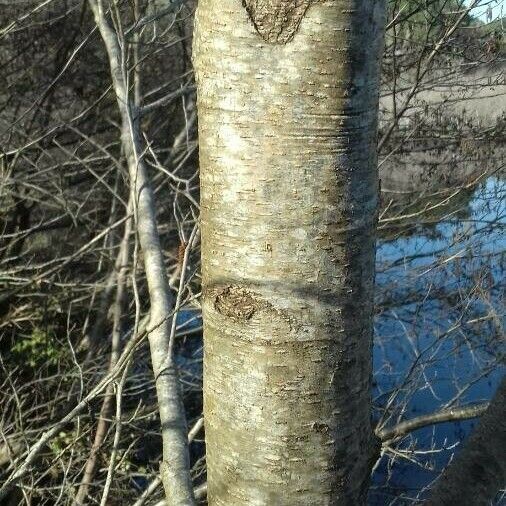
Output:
193,0,386,504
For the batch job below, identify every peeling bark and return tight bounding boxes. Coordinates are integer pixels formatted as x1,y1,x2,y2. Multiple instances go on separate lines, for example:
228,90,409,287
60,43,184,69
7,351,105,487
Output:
193,0,386,504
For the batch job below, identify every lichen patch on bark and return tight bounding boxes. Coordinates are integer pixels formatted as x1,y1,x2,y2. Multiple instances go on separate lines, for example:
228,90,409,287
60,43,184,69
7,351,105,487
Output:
242,0,318,44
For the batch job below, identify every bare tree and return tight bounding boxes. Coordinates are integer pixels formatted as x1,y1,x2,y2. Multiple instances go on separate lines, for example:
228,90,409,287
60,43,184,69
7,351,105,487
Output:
87,0,195,503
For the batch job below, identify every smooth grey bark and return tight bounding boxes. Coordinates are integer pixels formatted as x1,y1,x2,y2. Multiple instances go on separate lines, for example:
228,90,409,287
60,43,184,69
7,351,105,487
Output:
193,1,386,504
88,1,195,504
427,378,506,506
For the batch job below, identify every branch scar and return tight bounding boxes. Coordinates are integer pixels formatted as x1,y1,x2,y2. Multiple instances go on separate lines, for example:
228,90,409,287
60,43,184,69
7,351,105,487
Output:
242,0,318,44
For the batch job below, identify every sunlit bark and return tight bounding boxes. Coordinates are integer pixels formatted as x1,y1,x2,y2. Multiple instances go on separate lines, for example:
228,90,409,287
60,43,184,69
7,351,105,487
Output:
88,1,195,504
193,1,386,503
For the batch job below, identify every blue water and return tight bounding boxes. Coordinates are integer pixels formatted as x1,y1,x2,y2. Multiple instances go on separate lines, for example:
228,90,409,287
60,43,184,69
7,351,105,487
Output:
371,177,506,503
174,177,505,503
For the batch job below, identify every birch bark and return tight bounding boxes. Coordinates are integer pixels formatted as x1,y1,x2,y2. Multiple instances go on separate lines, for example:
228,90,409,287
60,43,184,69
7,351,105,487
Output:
193,0,386,503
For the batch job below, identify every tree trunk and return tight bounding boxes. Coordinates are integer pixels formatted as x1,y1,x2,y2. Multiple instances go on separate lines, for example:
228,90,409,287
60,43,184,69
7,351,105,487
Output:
427,378,506,506
193,1,386,504
88,2,195,504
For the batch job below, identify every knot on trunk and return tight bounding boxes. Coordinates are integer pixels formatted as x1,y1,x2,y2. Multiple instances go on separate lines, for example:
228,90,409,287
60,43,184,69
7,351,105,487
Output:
213,285,264,320
242,0,318,44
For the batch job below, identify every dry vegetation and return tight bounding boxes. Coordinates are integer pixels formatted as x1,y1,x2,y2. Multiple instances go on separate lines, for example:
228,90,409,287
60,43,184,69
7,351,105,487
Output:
0,0,504,504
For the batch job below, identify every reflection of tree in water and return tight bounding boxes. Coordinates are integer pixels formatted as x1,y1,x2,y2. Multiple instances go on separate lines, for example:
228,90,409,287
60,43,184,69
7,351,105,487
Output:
379,179,476,241
372,176,505,502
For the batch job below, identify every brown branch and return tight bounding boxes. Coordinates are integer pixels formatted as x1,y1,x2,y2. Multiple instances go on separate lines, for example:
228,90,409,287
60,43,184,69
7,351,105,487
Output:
74,202,132,506
0,316,147,502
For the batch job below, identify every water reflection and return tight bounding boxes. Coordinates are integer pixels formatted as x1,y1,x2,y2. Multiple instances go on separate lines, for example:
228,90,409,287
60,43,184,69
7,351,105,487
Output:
174,178,505,503
371,177,505,503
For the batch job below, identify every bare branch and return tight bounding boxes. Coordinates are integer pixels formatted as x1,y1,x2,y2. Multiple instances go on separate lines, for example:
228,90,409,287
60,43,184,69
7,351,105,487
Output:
377,402,489,442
